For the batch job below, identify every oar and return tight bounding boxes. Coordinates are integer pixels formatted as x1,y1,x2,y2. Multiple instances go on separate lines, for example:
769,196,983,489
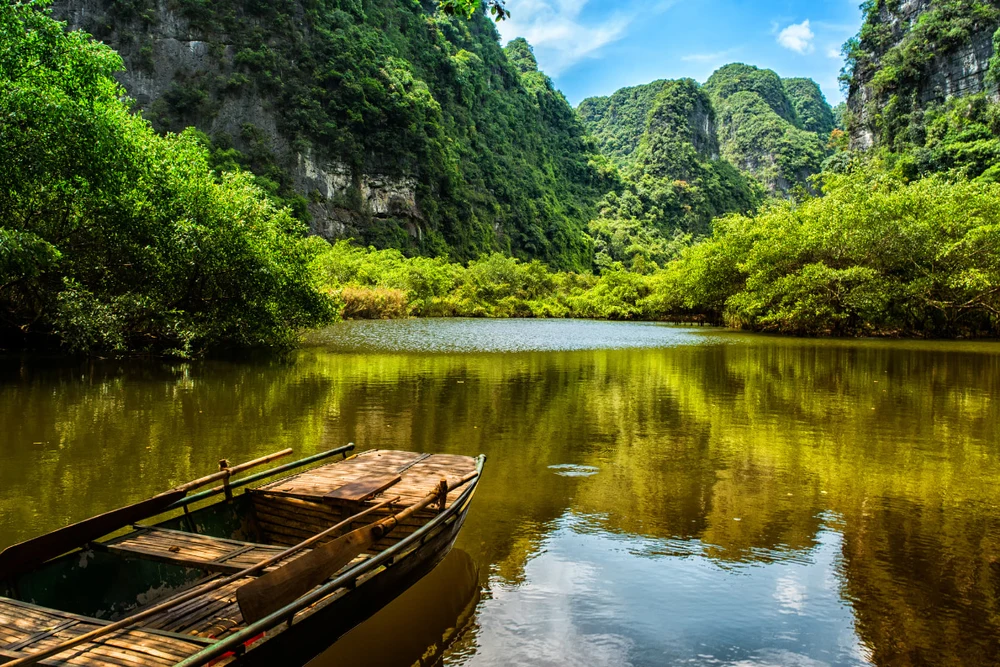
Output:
1,495,400,667
237,470,478,624
0,448,293,579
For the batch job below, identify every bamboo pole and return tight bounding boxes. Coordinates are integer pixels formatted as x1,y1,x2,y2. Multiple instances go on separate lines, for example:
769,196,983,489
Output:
164,444,355,511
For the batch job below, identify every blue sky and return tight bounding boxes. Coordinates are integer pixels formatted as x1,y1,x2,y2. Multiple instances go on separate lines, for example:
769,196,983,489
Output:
496,0,864,107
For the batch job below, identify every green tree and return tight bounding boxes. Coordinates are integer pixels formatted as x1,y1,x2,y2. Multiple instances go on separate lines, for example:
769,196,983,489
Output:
0,1,335,355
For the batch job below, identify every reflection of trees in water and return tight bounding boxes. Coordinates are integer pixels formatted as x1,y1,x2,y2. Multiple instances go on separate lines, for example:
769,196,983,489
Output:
310,342,1000,664
3,340,1000,663
0,356,333,547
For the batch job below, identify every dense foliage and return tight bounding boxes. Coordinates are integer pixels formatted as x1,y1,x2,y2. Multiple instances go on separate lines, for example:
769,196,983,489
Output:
7,0,1000,355
0,1,335,355
581,65,834,197
588,80,760,259
80,1,602,269
576,80,672,165
317,164,1000,338
663,163,1000,335
783,78,837,135
704,64,829,193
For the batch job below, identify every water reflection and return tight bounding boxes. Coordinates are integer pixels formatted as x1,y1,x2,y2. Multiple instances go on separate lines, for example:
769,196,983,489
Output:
2,320,1000,666
450,512,867,667
309,549,480,667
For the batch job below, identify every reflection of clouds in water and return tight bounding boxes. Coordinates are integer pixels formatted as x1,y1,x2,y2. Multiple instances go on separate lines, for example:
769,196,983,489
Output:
453,513,870,667
470,555,633,666
774,574,807,615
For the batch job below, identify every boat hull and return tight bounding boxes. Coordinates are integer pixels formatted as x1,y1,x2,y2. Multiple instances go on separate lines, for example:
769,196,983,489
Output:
235,502,470,666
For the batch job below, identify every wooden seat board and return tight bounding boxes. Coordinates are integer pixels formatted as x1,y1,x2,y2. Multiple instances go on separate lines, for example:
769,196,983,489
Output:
323,474,400,504
104,527,292,575
0,598,207,667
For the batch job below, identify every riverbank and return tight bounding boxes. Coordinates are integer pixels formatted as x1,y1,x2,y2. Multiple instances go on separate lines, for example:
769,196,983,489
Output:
315,163,1000,340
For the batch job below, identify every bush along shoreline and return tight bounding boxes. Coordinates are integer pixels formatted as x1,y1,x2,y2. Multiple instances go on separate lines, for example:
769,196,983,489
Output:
314,162,1000,339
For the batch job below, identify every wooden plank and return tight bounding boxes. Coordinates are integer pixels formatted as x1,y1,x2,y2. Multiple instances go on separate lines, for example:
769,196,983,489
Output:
3,621,80,653
0,608,207,667
105,527,296,576
323,475,401,504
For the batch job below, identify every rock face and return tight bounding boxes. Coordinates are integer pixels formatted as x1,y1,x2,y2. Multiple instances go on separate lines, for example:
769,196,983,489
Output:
49,1,602,270
920,28,996,102
847,0,1000,149
51,0,420,241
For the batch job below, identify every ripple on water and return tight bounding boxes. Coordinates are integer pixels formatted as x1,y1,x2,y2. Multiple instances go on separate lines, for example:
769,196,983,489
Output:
548,464,600,477
306,317,726,353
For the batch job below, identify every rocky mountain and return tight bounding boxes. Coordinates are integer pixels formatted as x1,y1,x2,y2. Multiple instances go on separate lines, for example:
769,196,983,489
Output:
52,0,602,270
578,65,832,195
845,0,1000,150
576,80,673,165
584,79,759,267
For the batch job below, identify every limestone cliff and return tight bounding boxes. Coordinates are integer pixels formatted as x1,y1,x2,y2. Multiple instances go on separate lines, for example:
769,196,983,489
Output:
846,0,1000,149
52,0,601,269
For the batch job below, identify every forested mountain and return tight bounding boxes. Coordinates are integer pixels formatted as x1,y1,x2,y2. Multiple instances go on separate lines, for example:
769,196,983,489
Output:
843,0,1000,181
6,0,1000,357
585,79,759,270
576,80,673,165
578,64,833,195
52,0,603,270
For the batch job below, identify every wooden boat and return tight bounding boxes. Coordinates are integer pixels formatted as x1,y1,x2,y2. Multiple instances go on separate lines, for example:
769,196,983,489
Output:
0,446,485,666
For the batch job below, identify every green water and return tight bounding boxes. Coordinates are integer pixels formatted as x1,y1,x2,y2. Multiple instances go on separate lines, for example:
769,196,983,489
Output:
2,319,1000,666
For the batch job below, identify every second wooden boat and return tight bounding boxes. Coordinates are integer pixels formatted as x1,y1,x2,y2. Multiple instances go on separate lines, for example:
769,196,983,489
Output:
0,446,485,666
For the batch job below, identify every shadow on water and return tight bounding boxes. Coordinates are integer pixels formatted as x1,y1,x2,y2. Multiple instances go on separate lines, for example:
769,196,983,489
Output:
307,549,480,667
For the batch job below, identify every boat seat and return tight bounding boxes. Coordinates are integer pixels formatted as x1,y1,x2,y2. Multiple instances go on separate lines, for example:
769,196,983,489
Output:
103,527,304,575
0,597,211,666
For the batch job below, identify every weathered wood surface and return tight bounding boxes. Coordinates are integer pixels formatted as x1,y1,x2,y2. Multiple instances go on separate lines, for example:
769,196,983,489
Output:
105,528,297,575
138,554,367,640
250,450,476,552
253,450,477,509
323,474,400,504
0,598,208,667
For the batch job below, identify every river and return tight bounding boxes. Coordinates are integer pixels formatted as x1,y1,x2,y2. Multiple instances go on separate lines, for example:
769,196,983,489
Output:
2,319,999,666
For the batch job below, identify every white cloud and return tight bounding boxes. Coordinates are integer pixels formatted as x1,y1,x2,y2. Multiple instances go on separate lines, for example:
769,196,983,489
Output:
826,45,842,59
777,19,815,54
498,0,633,76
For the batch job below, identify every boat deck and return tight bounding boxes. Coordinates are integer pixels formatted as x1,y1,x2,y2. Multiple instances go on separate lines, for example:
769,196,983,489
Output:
0,598,210,666
252,450,477,508
249,450,477,550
